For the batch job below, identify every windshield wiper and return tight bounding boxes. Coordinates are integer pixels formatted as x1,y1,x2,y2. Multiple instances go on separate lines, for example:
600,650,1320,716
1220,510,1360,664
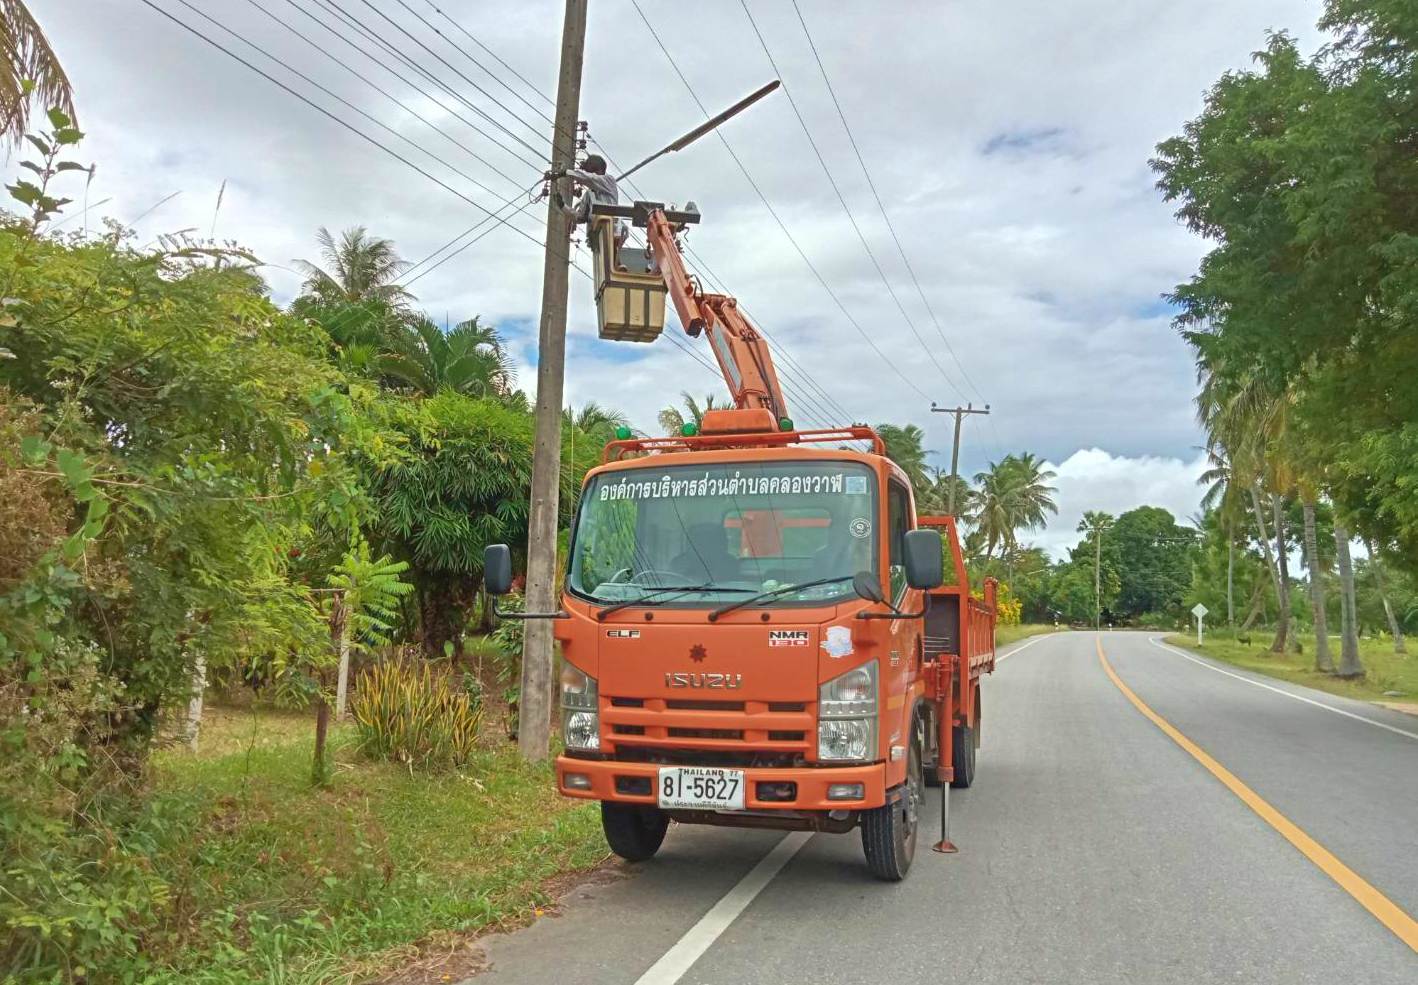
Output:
707,575,855,622
595,584,752,621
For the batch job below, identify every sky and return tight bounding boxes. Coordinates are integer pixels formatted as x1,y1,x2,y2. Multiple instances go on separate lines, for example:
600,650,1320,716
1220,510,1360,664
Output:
30,0,1324,557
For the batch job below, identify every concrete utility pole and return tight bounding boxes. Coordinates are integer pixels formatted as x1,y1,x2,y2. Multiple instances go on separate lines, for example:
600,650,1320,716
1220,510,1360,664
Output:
930,403,990,515
520,0,587,762
1095,530,1102,629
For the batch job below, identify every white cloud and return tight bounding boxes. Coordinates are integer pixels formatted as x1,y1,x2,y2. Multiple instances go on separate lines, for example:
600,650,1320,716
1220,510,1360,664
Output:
1030,448,1209,560
28,0,1321,518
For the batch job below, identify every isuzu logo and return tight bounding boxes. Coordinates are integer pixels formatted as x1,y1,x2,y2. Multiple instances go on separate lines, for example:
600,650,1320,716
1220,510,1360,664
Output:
665,672,743,689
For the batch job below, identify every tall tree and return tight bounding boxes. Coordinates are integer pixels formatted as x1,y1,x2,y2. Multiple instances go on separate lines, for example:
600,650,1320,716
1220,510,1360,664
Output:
1108,506,1197,619
1333,524,1363,678
296,226,413,308
1364,538,1407,654
1199,448,1245,627
366,391,534,657
1156,14,1418,574
1,1,74,146
1302,498,1334,672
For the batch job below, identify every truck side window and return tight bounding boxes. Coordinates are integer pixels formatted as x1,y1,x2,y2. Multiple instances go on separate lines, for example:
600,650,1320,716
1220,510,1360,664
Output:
887,480,910,603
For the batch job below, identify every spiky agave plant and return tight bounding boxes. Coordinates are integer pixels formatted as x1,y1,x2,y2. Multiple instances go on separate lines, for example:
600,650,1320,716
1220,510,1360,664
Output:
350,660,483,769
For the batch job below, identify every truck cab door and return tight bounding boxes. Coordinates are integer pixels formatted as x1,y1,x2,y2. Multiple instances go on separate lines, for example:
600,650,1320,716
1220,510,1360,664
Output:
884,479,922,760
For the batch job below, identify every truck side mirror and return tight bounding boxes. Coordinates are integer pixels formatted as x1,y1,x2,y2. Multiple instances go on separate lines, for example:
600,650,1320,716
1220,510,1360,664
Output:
852,570,885,604
484,544,512,596
903,529,944,590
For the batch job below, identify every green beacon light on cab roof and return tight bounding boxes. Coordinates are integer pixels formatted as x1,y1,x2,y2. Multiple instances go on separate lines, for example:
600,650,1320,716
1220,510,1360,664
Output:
778,417,794,432
680,422,699,437
614,426,633,440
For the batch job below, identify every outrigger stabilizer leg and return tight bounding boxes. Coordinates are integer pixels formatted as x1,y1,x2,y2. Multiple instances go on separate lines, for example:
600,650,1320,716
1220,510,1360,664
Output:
932,767,958,854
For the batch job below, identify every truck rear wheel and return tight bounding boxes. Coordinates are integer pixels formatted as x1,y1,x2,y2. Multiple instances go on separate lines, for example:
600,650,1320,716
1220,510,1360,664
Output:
950,721,976,788
601,802,669,862
861,714,922,881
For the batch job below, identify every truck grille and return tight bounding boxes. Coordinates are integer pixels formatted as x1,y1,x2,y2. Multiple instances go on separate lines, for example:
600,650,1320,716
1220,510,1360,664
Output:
602,694,813,768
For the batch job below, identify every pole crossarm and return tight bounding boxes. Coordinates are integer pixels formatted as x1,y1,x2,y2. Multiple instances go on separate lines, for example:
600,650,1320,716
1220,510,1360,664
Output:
930,402,990,516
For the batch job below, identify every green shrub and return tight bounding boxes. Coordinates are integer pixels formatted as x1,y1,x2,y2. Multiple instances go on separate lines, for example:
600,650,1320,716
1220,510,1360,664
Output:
350,660,483,768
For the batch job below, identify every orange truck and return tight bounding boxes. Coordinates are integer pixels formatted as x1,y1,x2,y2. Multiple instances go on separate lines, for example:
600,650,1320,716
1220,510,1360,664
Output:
485,200,996,880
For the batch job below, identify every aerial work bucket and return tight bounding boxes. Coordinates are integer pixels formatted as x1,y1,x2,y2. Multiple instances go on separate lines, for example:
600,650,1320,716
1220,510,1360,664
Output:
592,215,667,343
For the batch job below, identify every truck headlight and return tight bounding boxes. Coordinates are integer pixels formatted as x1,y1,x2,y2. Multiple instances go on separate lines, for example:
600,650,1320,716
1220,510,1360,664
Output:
561,663,599,749
817,661,877,761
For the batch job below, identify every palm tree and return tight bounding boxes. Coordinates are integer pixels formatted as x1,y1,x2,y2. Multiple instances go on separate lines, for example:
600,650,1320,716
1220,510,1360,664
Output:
376,317,513,397
1198,447,1243,629
969,465,1013,562
918,466,970,516
875,423,931,494
1299,487,1334,673
296,226,413,308
2,1,75,146
659,392,725,435
967,454,1058,564
1194,356,1298,653
1333,523,1363,678
1363,538,1407,655
561,401,632,507
1000,452,1058,534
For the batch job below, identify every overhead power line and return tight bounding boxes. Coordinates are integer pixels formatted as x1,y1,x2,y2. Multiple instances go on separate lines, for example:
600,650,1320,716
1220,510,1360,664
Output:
737,0,965,402
312,0,545,172
788,0,987,407
287,0,544,176
629,0,933,404
137,0,565,264
148,0,839,429
241,0,525,190
351,0,549,159
408,0,859,432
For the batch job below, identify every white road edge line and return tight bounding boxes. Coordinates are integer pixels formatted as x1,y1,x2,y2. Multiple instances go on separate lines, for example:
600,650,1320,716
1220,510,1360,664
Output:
633,831,813,985
996,632,1053,663
1148,636,1418,743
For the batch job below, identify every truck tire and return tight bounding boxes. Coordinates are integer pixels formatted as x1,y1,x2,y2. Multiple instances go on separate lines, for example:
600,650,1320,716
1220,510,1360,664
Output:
601,802,669,862
950,721,976,789
861,714,922,881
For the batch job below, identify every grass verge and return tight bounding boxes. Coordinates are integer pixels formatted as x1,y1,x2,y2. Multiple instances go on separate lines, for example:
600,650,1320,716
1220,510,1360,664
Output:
135,707,605,984
1161,630,1417,707
996,623,1064,647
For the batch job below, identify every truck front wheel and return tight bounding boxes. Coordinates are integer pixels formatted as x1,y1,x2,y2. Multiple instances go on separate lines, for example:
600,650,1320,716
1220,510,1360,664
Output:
861,714,922,881
601,802,669,862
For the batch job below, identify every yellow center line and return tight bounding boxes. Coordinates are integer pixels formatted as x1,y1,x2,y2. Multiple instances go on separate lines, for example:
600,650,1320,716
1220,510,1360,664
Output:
1096,635,1418,954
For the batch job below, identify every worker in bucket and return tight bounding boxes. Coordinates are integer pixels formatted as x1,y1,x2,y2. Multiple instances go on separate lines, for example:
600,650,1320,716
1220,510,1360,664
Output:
550,154,629,257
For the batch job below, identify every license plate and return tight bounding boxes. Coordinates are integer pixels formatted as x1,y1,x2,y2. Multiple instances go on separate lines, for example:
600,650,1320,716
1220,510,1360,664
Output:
657,766,746,810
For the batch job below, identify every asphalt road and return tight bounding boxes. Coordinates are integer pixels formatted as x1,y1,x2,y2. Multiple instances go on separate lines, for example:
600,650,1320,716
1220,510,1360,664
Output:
468,631,1418,984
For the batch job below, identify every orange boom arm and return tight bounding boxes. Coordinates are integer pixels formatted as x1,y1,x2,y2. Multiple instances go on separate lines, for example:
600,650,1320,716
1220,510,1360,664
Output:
645,209,790,422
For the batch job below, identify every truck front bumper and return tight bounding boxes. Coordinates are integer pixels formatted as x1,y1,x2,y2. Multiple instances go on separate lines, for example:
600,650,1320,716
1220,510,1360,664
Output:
555,756,886,811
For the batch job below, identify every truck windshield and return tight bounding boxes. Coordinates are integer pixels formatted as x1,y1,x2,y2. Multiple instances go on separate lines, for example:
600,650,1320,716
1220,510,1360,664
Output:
568,460,878,607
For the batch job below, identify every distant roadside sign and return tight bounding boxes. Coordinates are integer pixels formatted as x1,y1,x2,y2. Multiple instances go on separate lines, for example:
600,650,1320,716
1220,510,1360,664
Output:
1191,603,1208,619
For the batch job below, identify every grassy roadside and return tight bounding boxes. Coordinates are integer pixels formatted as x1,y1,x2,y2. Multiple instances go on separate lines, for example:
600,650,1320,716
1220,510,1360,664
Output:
1161,631,1417,708
996,623,1064,646
133,706,606,984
